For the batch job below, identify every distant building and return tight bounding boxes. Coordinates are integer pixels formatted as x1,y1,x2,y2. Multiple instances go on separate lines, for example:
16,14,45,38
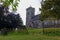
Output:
26,6,41,28
26,6,60,28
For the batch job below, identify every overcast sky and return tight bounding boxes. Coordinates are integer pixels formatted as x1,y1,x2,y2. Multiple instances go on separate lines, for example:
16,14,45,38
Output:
17,0,42,25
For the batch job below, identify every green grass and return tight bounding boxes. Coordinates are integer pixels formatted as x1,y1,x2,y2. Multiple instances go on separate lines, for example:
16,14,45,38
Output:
0,28,60,40
43,28,60,36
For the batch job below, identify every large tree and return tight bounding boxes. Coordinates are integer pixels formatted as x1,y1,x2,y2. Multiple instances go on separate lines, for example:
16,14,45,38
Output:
0,0,21,35
40,0,60,33
41,0,60,20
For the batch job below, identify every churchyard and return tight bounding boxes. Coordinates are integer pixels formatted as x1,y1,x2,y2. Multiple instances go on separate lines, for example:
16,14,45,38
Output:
0,28,60,40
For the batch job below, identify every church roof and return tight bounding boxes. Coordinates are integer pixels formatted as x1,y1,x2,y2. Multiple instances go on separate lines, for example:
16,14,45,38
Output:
32,14,40,21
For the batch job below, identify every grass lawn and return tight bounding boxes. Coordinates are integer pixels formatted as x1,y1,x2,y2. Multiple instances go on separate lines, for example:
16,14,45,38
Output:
0,28,60,40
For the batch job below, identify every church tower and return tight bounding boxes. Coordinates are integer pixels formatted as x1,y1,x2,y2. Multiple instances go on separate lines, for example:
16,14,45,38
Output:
26,6,35,28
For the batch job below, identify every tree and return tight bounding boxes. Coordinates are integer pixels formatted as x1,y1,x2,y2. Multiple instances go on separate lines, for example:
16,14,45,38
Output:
0,0,20,17
41,0,60,20
5,13,23,31
41,0,60,21
0,0,20,35
0,0,20,11
40,0,60,33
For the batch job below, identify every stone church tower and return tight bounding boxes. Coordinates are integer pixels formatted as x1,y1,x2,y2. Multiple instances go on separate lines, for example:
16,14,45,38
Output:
26,6,35,28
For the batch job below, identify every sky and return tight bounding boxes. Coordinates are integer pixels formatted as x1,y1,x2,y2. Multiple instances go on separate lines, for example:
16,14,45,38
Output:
17,0,42,25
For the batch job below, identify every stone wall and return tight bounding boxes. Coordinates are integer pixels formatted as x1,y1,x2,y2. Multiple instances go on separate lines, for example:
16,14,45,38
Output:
39,20,60,28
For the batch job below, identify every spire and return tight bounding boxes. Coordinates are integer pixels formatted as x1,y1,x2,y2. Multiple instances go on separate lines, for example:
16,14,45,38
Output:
29,5,32,8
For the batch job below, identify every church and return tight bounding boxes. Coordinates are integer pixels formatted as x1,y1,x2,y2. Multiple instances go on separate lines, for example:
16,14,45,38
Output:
26,6,60,28
26,6,41,28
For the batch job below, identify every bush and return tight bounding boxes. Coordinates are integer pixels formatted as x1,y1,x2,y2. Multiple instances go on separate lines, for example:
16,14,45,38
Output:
0,28,8,35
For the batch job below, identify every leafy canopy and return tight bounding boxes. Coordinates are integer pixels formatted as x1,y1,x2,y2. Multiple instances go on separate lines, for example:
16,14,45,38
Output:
41,0,60,21
0,0,20,11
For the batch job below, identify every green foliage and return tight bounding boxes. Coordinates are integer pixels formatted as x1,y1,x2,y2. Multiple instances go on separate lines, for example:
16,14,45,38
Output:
41,0,60,21
0,0,20,11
